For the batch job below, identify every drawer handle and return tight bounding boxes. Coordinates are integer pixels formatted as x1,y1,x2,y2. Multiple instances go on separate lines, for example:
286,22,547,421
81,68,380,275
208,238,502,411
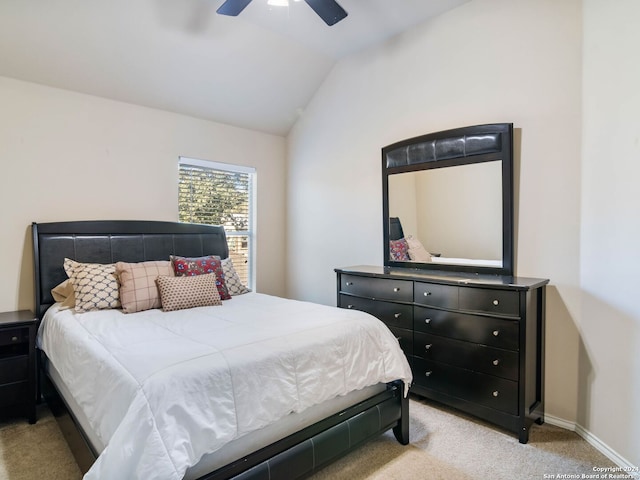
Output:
423,291,431,296
393,287,400,292
492,330,500,337
11,336,19,342
492,359,500,366
394,313,402,318
346,281,353,286
425,371,432,377
425,318,431,324
492,391,500,397
493,299,499,306
347,305,354,309
425,344,432,351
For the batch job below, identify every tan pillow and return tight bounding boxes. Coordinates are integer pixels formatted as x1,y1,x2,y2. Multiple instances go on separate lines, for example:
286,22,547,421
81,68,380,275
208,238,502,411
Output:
156,274,222,312
116,261,174,313
51,279,76,310
64,258,121,313
405,235,432,262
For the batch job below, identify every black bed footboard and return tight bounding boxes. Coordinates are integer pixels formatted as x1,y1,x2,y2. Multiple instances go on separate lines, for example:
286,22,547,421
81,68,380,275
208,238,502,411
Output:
202,381,409,480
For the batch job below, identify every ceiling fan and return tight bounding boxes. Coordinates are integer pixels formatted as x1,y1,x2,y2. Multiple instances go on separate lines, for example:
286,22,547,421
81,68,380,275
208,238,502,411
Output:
217,0,348,26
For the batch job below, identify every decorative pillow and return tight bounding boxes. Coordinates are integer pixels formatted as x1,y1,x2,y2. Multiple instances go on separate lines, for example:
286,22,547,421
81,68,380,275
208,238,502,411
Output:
156,274,222,312
406,235,432,262
51,279,76,310
389,238,410,261
221,258,251,296
116,261,174,313
63,258,121,313
170,255,231,300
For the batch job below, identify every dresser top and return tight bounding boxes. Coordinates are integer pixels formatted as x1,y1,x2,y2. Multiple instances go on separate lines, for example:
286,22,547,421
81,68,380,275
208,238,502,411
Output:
335,265,549,290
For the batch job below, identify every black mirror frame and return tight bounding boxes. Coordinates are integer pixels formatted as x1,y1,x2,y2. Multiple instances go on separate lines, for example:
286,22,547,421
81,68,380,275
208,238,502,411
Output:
382,123,514,276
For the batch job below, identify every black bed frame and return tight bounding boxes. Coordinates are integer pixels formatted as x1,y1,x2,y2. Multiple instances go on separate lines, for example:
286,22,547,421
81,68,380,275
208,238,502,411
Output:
32,220,409,480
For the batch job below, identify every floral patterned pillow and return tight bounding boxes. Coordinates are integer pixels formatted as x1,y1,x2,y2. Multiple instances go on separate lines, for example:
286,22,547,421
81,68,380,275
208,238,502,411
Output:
389,238,410,261
170,255,231,300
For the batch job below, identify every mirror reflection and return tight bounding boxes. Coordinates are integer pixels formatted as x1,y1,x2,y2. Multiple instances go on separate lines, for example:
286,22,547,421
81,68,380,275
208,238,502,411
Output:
388,160,503,267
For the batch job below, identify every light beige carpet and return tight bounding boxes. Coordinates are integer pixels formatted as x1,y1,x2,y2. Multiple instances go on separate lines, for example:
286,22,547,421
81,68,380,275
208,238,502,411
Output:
311,396,615,479
0,406,82,480
0,397,617,480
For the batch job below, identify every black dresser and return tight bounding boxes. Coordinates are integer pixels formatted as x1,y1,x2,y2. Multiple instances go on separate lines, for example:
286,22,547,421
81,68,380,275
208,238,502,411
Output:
335,265,548,443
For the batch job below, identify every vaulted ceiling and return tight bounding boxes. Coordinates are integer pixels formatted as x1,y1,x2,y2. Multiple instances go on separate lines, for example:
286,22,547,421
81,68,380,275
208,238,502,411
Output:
0,0,468,135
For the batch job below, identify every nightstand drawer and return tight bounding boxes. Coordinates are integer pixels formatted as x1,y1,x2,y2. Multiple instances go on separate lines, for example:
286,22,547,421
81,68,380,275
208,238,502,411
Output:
0,381,28,408
0,356,28,384
0,327,28,347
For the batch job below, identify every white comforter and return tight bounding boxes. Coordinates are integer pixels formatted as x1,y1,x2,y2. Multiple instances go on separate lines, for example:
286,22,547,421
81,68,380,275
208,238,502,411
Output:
38,293,412,480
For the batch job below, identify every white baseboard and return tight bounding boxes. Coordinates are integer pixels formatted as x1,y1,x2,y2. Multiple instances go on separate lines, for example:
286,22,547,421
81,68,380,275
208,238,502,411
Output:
545,414,639,479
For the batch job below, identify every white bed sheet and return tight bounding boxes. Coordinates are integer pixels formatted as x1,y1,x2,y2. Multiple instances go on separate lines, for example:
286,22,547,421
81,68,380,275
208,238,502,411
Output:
430,256,502,267
38,293,412,480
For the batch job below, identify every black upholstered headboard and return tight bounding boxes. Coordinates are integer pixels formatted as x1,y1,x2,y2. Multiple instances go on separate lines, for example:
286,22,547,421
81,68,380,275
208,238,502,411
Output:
32,220,229,319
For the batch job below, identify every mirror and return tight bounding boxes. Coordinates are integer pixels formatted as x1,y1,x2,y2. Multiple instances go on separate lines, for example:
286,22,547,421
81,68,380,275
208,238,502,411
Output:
382,123,514,276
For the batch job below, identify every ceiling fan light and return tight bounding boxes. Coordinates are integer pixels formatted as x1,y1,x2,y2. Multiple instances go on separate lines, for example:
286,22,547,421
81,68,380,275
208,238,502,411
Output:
267,0,289,6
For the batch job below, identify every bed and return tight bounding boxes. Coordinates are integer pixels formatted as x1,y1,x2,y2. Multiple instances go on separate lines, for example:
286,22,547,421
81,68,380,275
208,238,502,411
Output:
32,220,412,480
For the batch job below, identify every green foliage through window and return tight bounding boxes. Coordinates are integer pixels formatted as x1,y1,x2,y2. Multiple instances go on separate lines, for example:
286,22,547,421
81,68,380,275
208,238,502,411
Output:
178,158,255,286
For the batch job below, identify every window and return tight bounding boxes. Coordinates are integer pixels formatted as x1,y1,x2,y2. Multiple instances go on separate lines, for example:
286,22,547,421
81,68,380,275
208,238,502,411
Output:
178,157,256,287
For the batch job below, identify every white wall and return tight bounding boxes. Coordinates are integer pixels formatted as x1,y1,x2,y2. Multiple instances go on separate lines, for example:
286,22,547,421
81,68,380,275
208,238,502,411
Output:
416,162,502,260
289,0,640,468
288,0,583,447
0,76,287,312
581,0,640,467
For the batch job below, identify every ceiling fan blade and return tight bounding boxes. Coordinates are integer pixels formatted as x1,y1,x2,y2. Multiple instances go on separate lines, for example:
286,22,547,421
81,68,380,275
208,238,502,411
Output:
217,0,253,16
303,0,348,26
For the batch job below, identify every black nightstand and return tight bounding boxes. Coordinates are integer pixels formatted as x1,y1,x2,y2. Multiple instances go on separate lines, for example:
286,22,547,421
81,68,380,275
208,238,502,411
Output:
0,310,38,423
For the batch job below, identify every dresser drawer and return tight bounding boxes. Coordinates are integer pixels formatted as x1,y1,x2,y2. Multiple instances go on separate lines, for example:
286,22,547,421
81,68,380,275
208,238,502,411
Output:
414,332,518,381
414,306,519,350
414,282,458,309
0,327,29,347
341,275,412,302
459,288,519,317
387,326,413,357
0,356,29,384
340,295,412,329
412,358,518,415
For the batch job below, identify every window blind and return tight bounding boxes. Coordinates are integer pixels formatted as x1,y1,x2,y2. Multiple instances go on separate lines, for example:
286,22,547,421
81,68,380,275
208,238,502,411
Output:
178,158,255,287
